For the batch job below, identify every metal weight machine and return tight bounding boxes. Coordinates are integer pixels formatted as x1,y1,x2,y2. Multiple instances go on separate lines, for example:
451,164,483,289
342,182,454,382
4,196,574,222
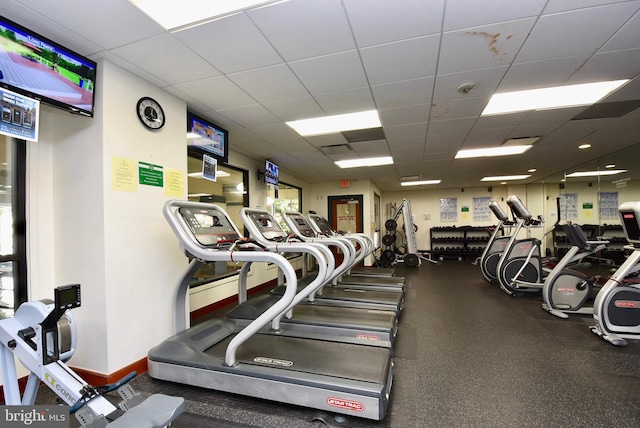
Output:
381,199,436,267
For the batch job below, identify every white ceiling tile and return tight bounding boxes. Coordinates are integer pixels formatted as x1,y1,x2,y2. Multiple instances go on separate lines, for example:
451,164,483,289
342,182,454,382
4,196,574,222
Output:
246,124,301,141
313,87,375,115
502,55,591,90
569,48,640,83
379,104,431,127
543,0,638,14
601,8,640,51
516,3,640,63
343,0,444,47
371,77,435,109
173,76,256,110
429,97,487,121
432,66,508,103
390,136,427,150
384,122,428,140
438,18,536,74
360,35,440,85
173,13,283,74
110,34,220,85
217,104,281,128
263,97,325,121
13,0,163,50
99,52,170,88
248,0,355,61
227,64,309,103
289,51,368,94
464,126,516,147
444,0,546,31
3,2,104,55
427,117,476,136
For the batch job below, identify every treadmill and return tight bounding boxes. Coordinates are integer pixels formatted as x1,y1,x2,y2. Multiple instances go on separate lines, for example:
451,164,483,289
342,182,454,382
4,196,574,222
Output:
283,211,404,294
226,211,398,347
314,216,397,277
306,213,405,291
240,208,404,315
148,200,393,421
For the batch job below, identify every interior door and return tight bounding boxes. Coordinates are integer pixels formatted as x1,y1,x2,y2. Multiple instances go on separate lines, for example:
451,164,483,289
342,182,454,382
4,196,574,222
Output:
328,195,363,266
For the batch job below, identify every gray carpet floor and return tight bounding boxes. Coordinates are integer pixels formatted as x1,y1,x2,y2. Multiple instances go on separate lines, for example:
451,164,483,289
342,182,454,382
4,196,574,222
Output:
36,261,640,427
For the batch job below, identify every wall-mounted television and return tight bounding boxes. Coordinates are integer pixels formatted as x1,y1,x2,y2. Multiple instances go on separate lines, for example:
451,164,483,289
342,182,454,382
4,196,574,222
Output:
187,111,229,163
265,159,279,185
0,15,97,117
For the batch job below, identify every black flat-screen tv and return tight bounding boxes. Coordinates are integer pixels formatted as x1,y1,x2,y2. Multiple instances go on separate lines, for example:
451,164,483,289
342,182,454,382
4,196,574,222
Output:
187,111,229,163
265,159,279,185
0,15,97,117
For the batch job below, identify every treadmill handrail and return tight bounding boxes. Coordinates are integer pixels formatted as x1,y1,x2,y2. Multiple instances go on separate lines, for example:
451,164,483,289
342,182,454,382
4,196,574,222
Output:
239,208,336,325
282,211,357,283
163,200,299,367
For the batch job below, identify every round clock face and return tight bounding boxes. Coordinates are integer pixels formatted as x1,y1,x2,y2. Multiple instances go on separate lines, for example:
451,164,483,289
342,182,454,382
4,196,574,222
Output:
136,97,165,130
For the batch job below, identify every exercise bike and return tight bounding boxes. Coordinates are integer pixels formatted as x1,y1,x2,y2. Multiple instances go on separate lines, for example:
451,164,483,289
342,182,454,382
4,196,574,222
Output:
541,223,611,319
496,195,560,296
477,201,515,283
0,284,185,427
591,201,640,346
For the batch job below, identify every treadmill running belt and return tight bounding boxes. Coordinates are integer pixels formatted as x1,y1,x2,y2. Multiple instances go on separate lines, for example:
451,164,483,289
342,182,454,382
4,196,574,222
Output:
204,334,390,383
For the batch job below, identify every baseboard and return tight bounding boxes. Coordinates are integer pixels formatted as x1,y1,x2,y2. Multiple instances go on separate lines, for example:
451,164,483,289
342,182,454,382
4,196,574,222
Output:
190,277,279,323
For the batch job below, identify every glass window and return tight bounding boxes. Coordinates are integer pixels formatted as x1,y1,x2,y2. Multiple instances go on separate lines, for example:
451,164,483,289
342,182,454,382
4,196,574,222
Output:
0,135,26,318
187,154,248,286
267,182,302,259
267,182,302,233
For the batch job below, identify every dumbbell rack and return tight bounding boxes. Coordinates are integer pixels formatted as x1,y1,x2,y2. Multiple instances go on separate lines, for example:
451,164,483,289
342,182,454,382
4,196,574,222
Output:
429,225,492,260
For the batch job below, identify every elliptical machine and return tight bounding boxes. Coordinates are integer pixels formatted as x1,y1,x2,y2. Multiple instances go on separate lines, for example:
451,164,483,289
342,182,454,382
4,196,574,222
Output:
495,195,560,296
541,223,610,318
591,201,640,346
477,201,515,283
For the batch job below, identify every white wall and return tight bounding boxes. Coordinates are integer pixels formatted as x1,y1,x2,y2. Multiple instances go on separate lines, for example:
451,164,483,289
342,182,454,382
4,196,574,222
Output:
21,58,189,375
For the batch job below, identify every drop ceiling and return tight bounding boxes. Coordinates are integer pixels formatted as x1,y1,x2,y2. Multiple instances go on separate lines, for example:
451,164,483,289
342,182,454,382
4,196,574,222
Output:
3,0,640,191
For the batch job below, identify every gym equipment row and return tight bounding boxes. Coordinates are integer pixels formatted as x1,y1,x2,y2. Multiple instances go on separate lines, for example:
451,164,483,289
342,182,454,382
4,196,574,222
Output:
0,284,185,427
148,200,406,421
477,195,640,347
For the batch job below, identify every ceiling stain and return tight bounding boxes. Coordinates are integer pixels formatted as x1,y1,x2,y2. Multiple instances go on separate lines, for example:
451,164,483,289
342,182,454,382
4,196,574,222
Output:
467,31,512,58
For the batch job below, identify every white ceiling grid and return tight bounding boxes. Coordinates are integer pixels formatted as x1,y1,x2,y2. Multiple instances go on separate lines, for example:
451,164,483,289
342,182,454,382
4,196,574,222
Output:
3,0,640,190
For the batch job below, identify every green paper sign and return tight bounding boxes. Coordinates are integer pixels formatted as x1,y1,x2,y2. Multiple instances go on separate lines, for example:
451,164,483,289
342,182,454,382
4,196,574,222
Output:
139,162,164,187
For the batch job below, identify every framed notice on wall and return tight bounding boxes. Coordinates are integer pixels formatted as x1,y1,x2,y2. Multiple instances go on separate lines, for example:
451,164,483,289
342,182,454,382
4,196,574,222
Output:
440,198,457,222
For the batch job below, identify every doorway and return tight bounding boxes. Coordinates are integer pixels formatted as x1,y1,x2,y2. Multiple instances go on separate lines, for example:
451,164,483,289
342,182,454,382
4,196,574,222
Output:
328,194,363,234
327,195,363,266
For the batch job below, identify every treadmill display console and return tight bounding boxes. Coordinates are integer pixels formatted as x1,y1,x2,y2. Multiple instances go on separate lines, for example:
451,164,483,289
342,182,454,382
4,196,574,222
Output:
619,201,640,244
179,207,239,248
309,215,333,235
288,213,316,237
246,211,288,241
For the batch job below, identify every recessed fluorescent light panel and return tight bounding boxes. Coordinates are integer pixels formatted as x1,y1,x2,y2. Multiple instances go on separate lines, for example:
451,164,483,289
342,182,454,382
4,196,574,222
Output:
455,145,532,159
481,175,531,181
130,0,286,31
335,156,393,169
565,170,627,178
286,110,381,137
482,80,629,116
401,180,441,186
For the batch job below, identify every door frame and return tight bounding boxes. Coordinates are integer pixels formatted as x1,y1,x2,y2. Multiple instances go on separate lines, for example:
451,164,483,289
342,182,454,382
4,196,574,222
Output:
327,194,364,233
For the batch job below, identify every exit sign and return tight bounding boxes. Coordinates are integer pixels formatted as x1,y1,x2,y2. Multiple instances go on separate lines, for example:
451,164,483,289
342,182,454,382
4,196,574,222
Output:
339,180,350,188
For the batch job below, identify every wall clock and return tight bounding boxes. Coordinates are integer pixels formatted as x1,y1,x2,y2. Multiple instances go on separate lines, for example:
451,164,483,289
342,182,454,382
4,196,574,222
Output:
136,97,165,130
